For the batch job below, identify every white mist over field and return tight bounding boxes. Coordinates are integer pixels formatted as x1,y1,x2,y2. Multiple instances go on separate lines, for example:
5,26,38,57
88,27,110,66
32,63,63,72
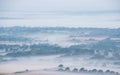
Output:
0,55,120,73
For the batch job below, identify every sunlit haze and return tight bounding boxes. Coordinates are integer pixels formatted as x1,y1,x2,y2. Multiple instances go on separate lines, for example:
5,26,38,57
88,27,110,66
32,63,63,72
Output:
0,0,120,28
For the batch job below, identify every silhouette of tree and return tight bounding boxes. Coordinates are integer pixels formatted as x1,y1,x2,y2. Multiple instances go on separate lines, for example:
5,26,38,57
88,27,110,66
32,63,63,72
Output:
110,71,115,74
79,67,85,72
58,64,64,71
105,70,111,74
98,69,103,74
72,68,78,72
65,67,70,72
58,64,63,68
91,69,97,73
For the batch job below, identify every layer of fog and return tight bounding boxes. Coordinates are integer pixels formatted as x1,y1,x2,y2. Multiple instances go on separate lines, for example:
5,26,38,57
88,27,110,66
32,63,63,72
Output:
0,11,120,28
0,55,120,73
24,32,99,47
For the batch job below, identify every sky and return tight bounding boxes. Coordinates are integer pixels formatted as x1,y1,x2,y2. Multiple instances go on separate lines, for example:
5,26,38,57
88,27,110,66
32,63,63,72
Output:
0,0,120,28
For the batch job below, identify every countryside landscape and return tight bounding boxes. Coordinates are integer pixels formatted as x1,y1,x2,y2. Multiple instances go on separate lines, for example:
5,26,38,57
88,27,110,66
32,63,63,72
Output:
0,27,120,75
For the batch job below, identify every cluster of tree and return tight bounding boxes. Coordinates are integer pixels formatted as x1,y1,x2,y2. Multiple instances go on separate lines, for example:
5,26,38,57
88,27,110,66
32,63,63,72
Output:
91,38,120,60
0,27,120,59
0,27,120,37
0,40,120,60
0,43,92,57
0,35,29,41
57,64,120,75
0,44,66,57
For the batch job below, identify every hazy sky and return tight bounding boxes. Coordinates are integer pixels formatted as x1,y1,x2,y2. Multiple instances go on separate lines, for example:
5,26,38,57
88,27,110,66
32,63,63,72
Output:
0,0,120,28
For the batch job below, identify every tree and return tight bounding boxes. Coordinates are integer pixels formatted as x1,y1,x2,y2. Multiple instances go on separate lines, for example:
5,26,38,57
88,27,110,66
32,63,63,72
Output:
79,67,85,72
65,67,70,72
105,70,111,74
91,69,97,73
98,70,103,73
58,64,64,68
72,68,78,72
58,64,64,71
